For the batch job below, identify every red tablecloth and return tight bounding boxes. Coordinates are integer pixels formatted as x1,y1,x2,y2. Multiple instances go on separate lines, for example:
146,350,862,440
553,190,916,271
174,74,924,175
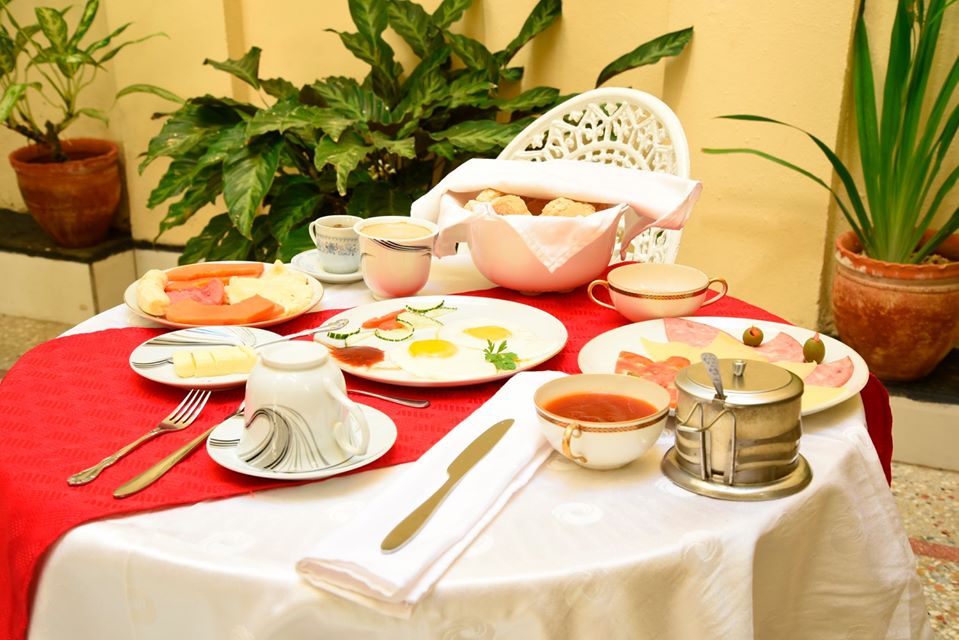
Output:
0,286,892,640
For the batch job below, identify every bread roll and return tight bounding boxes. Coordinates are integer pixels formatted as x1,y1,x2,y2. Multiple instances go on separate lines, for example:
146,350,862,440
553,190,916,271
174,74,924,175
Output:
541,197,596,217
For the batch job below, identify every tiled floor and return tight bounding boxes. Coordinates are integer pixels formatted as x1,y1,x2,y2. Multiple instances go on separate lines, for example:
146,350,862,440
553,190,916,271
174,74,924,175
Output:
0,314,956,636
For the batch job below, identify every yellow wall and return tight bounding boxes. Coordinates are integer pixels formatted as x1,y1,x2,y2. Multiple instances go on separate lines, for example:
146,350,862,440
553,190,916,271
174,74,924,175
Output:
1,1,956,331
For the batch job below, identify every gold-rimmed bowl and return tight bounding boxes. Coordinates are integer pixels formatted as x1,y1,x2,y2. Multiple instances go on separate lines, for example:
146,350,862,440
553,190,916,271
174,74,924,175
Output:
533,373,669,470
587,263,727,322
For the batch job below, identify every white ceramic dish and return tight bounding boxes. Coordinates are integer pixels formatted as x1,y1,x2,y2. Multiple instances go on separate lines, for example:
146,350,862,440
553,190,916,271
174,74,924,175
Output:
291,249,364,283
319,295,568,387
205,404,396,480
577,316,869,416
129,326,281,390
123,261,324,329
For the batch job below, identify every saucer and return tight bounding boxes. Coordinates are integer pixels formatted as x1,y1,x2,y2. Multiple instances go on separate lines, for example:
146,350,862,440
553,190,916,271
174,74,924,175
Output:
291,250,363,284
205,404,397,480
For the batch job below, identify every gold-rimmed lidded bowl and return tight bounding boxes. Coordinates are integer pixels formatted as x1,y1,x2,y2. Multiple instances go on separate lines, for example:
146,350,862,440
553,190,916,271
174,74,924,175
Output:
587,263,727,322
533,373,669,470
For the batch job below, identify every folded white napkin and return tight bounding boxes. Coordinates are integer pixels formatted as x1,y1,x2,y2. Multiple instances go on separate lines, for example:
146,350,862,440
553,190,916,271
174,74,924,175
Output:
410,158,702,269
296,370,564,615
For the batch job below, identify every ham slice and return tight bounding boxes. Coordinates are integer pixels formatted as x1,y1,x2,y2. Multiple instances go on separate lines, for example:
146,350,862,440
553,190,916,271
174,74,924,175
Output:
804,356,854,387
615,351,690,407
663,318,731,347
753,332,804,362
166,278,225,306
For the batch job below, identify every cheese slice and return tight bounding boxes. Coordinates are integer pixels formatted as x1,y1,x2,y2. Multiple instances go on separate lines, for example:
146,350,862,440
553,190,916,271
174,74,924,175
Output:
640,333,761,364
801,386,846,412
226,261,312,314
172,345,258,378
772,361,817,379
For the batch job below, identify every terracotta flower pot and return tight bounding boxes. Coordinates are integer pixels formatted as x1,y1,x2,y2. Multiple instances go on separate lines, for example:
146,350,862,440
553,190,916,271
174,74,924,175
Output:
8,138,121,248
831,230,959,381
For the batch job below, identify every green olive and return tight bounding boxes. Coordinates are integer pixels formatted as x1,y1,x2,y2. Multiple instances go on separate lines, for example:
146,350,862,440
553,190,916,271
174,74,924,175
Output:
742,326,764,347
803,334,826,363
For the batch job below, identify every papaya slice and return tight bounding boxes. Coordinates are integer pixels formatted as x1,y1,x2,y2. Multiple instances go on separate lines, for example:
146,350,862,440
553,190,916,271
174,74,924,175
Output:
164,294,284,325
166,262,265,282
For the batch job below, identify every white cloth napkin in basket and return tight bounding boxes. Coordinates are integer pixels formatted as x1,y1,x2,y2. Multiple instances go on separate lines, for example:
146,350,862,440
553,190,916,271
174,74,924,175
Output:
410,158,702,270
296,370,564,615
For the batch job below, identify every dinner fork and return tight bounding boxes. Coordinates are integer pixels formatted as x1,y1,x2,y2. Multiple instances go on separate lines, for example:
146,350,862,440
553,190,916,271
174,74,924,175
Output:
371,238,432,254
131,318,349,369
67,389,212,486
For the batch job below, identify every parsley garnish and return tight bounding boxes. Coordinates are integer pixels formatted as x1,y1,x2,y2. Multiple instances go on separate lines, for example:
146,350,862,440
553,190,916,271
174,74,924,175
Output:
484,340,519,371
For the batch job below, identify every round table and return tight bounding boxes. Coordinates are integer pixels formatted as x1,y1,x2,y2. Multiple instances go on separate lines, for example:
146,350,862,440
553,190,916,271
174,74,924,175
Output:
29,256,931,639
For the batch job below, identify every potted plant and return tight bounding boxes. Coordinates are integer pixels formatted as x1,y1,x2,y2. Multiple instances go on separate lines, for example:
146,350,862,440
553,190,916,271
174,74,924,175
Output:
704,0,958,381
0,0,163,247
132,0,693,265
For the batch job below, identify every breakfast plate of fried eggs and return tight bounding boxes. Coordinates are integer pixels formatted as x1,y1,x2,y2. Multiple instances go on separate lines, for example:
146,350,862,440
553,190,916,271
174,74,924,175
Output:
315,296,568,386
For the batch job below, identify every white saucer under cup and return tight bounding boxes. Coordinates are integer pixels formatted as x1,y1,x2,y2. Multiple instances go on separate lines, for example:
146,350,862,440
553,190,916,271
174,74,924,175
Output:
291,250,363,284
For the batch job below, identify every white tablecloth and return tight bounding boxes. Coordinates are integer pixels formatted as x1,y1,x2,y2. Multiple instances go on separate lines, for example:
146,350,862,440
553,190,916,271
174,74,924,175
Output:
30,255,931,639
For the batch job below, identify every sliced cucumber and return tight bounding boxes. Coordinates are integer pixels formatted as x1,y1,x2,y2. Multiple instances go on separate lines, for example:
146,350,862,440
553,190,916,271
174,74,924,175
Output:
344,330,375,346
374,326,414,342
396,310,442,329
327,328,359,341
425,306,456,319
405,300,446,314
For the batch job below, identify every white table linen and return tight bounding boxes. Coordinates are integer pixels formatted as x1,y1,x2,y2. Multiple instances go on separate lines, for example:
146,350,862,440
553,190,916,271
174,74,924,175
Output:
31,255,931,640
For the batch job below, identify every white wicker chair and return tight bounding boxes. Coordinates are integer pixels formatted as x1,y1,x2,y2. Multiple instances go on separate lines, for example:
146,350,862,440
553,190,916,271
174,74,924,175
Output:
497,87,690,263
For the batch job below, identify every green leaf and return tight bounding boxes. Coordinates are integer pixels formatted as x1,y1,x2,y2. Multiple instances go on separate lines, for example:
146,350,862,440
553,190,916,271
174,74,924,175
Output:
278,225,314,262
387,0,438,58
313,132,373,195
223,136,283,238
448,70,495,108
0,32,15,74
702,146,870,253
204,46,261,90
347,180,414,217
247,101,354,141
395,64,449,120
85,21,130,54
158,165,224,233
147,156,202,208
595,27,692,87
97,32,165,63
370,131,416,158
499,0,561,63
139,101,246,171
494,86,559,112
430,119,527,153
307,76,393,124
77,107,108,123
116,83,184,104
261,77,299,100
268,176,323,241
194,122,248,167
432,0,472,28
349,0,389,40
851,8,881,243
68,0,99,48
0,83,29,122
35,7,68,53
446,32,497,77
500,66,524,82
185,216,254,262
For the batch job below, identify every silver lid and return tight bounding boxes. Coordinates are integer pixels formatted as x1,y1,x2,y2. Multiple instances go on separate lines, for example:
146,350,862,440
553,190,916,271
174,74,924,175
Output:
675,358,803,407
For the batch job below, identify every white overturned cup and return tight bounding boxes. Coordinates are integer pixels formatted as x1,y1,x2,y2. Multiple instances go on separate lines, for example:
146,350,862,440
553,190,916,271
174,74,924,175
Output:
239,342,369,473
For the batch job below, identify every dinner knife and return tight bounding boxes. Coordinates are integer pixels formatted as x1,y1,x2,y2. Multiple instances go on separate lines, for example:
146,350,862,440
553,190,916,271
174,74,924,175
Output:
380,418,515,552
113,405,244,499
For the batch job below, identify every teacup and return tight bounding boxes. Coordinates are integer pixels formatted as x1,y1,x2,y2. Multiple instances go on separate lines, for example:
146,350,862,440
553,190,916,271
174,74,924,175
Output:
587,263,727,322
239,342,369,472
354,216,439,299
309,215,363,274
534,373,669,470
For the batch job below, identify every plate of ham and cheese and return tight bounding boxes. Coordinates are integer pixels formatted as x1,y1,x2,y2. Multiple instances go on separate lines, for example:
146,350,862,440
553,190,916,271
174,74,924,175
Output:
123,260,324,329
578,317,869,416
129,326,281,389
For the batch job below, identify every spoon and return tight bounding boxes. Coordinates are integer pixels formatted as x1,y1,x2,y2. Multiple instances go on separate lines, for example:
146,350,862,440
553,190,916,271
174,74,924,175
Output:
132,318,350,368
348,388,429,408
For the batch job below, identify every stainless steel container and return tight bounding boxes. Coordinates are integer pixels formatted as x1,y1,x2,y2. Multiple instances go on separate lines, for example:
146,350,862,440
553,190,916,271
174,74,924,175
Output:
661,358,812,500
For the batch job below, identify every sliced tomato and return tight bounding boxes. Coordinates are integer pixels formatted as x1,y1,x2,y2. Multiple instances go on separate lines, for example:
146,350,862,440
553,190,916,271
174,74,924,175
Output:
361,310,405,330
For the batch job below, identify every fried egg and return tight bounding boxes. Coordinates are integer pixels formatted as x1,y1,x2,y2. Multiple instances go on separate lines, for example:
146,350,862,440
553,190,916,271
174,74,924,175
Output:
389,338,496,380
438,317,556,363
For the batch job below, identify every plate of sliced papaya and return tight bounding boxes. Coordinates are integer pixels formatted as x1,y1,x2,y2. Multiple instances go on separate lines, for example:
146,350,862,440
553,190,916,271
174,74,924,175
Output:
124,260,324,328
